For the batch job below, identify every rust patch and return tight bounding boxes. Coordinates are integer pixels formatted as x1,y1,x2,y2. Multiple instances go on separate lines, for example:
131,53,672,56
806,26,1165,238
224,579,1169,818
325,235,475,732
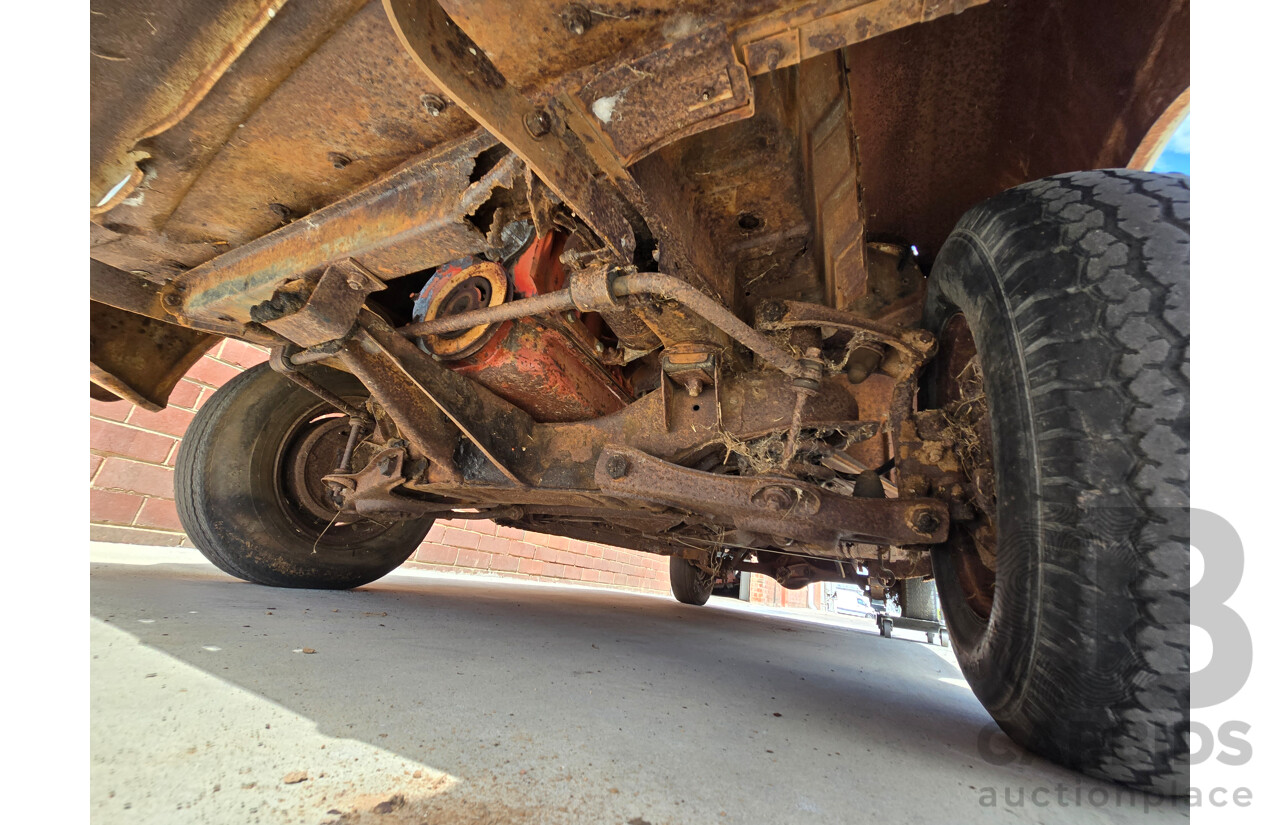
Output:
734,0,992,76
175,132,513,324
571,25,753,165
90,0,293,212
384,0,636,258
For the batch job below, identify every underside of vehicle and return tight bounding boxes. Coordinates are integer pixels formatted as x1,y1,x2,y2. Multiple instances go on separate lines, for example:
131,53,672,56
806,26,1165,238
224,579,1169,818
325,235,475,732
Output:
90,0,1190,795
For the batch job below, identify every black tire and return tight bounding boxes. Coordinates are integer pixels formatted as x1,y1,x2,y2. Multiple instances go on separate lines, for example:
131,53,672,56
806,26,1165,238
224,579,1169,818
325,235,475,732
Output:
669,556,714,605
923,170,1189,794
899,577,938,621
175,363,434,589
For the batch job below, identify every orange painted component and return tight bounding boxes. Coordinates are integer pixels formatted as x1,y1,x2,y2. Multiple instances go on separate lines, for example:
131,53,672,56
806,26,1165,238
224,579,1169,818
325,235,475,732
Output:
417,231,631,423
451,319,630,423
510,231,567,297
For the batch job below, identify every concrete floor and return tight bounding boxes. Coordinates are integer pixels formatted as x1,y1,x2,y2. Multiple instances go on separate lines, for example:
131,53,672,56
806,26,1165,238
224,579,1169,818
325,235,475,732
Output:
90,543,1189,824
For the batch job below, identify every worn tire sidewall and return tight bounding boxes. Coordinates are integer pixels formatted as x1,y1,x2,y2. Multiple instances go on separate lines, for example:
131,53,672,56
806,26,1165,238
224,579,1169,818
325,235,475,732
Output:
923,222,1046,721
176,364,431,587
669,556,713,605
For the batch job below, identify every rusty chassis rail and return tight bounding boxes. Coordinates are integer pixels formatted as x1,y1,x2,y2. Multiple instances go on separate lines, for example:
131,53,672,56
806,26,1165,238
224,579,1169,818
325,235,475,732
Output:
169,132,520,327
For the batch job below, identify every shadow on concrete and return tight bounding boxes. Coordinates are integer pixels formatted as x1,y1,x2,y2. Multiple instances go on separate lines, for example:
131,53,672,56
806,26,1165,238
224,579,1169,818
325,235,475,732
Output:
90,559,1188,824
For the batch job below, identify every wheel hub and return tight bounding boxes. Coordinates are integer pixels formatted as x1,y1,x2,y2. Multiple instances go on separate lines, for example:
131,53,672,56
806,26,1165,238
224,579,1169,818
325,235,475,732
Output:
281,415,369,524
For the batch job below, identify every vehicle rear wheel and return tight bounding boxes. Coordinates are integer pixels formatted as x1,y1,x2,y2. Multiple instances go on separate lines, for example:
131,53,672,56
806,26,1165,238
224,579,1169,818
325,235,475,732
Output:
898,577,938,622
922,170,1189,794
175,363,434,589
669,556,714,605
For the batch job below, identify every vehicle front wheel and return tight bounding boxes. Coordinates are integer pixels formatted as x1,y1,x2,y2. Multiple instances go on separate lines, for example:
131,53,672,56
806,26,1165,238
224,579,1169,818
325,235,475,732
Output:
175,363,434,589
923,170,1189,794
668,556,714,605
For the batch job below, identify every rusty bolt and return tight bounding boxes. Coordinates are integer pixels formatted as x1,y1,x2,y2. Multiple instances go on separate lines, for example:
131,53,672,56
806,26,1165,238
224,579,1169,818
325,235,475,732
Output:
421,93,448,116
267,202,292,222
761,43,785,72
327,152,352,169
902,329,937,356
161,291,183,310
524,108,553,139
562,4,592,35
605,454,629,479
685,378,704,398
912,510,942,535
904,329,934,347
346,277,363,291
753,486,795,512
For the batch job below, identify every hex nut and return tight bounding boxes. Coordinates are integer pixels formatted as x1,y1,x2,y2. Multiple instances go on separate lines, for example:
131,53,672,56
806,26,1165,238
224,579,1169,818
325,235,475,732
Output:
524,108,553,138
753,486,795,511
912,510,942,535
420,94,448,116
605,454,629,479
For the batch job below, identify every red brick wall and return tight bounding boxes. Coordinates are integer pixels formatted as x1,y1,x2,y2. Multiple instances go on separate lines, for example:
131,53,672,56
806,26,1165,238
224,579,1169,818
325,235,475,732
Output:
750,572,783,606
89,340,670,594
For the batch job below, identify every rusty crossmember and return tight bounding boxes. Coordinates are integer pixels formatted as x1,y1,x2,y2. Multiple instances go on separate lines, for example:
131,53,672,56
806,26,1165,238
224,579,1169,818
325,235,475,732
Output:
595,446,949,552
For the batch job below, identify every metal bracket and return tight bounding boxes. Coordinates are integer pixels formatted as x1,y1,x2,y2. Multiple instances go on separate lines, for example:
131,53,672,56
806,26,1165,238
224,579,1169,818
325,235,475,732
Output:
259,259,386,347
354,311,533,487
661,342,718,398
324,446,411,513
568,24,754,166
383,0,635,259
567,266,619,313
